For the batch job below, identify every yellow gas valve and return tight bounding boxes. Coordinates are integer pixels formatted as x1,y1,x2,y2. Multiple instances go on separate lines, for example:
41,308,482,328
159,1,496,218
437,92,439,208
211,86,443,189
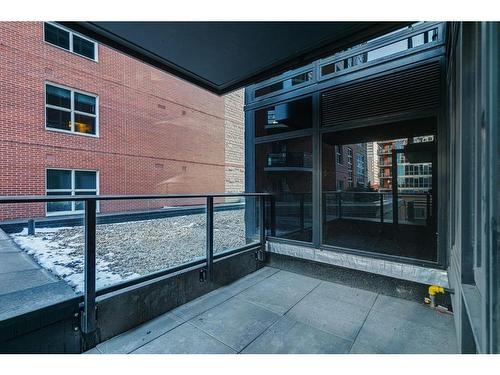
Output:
428,285,444,296
428,285,445,308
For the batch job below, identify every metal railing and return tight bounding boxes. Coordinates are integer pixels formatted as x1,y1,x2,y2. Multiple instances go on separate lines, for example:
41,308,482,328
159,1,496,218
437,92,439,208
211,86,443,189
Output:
323,191,432,224
266,192,312,237
0,193,271,334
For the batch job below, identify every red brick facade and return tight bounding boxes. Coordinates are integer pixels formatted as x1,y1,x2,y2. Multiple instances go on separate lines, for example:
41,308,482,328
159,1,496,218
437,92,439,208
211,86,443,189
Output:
0,22,244,220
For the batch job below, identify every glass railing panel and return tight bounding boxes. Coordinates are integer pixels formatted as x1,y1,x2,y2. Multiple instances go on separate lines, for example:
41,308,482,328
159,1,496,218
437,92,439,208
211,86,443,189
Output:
213,196,260,255
93,197,207,291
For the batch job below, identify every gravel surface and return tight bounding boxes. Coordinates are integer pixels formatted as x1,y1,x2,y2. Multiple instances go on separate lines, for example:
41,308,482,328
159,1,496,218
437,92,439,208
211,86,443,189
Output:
10,209,252,292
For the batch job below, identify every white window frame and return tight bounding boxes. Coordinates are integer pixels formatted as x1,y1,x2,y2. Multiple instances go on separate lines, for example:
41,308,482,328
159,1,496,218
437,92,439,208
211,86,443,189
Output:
335,146,343,164
46,168,99,216
43,22,98,62
45,82,99,137
356,154,365,179
337,179,344,191
347,147,353,169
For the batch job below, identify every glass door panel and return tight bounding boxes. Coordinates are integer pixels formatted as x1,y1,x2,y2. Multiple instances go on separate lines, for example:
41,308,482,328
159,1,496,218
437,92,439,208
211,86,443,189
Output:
321,119,438,262
256,136,313,243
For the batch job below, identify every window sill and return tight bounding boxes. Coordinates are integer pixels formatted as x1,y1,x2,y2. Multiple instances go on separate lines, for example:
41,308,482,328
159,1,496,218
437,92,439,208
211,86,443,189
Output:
46,209,101,217
44,41,98,63
45,127,99,138
46,210,84,217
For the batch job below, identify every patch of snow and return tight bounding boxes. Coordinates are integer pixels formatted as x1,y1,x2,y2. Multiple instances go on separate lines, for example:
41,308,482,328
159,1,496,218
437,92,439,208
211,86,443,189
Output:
17,226,73,236
8,210,246,293
10,227,138,293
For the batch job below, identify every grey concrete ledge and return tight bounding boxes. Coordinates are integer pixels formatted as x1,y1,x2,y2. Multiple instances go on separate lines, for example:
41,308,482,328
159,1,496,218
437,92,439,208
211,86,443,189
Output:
267,241,449,288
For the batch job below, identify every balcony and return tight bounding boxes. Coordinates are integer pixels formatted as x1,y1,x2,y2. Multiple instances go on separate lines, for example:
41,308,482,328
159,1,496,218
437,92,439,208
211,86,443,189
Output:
2,18,498,358
378,149,393,155
0,192,452,354
379,157,393,166
87,267,456,354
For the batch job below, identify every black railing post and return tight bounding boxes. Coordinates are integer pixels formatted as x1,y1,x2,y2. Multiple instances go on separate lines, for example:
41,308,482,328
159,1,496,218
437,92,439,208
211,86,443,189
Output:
426,193,431,225
28,218,35,235
82,199,96,334
380,193,384,224
259,195,266,252
322,193,327,228
337,192,342,219
206,196,214,282
391,149,399,226
270,195,276,237
299,193,305,231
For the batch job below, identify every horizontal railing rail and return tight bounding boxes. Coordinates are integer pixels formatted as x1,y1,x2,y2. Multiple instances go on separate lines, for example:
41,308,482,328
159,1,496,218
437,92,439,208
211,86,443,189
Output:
322,191,432,224
323,190,390,194
0,192,270,204
0,192,272,336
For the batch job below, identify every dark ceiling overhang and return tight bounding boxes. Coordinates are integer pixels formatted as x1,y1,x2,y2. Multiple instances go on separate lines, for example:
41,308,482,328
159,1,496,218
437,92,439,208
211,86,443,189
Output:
60,21,410,95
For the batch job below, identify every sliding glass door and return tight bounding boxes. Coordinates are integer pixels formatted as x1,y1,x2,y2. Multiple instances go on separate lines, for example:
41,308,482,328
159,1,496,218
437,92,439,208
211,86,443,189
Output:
321,118,438,262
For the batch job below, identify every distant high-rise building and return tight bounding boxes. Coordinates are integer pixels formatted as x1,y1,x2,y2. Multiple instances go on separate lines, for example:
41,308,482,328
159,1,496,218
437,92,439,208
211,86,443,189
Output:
366,142,380,189
377,136,433,193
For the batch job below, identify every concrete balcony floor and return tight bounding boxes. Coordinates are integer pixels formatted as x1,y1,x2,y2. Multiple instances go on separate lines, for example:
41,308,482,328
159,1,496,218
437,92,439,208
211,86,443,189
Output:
87,267,458,354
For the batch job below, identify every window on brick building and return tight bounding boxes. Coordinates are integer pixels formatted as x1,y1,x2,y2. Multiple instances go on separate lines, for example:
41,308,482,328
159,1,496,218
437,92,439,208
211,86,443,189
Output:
44,22,97,61
45,83,98,136
356,153,366,186
337,179,344,191
335,145,343,164
46,169,98,215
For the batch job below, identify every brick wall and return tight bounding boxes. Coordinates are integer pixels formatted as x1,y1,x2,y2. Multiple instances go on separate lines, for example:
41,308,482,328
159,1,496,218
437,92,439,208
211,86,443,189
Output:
224,89,245,194
0,22,245,220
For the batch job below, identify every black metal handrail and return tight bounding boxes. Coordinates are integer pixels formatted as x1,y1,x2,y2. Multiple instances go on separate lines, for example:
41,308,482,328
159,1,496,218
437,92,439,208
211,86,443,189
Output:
323,191,432,224
0,192,271,335
0,192,270,204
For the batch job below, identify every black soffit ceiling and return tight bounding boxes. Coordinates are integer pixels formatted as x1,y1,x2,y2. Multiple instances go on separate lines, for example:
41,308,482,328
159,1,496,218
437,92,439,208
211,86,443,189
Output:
61,21,410,95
